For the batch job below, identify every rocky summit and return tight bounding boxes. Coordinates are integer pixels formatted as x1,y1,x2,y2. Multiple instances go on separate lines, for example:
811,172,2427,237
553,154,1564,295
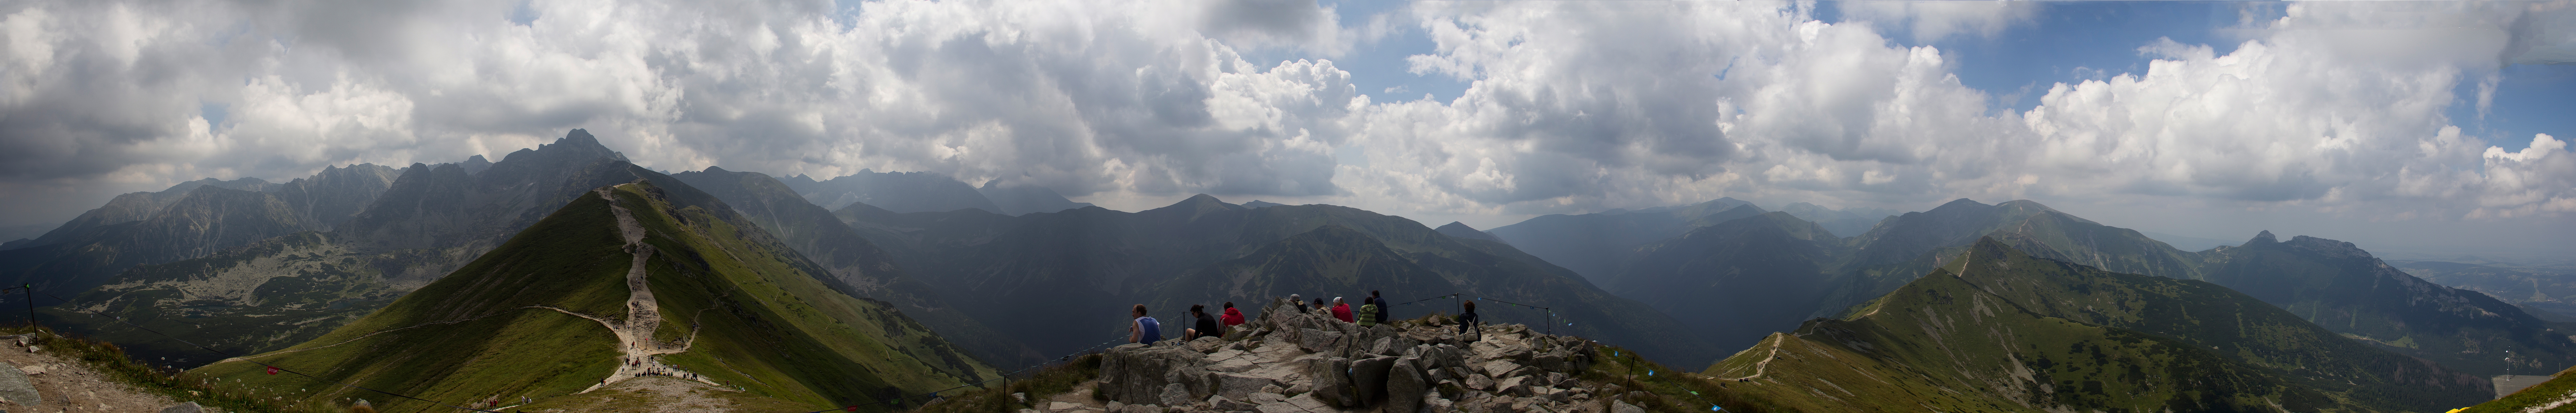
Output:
1089,297,1611,413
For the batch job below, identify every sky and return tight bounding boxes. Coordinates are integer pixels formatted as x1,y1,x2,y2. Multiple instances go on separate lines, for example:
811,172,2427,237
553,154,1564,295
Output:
0,0,2570,258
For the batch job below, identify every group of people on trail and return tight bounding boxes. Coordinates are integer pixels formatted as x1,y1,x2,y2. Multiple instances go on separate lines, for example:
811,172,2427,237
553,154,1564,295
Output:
1132,290,1482,344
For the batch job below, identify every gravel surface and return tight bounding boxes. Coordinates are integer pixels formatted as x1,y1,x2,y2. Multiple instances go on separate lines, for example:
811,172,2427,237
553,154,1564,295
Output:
0,342,187,412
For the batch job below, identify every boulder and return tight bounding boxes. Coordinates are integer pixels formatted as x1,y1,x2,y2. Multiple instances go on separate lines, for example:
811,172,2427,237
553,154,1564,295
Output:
160,402,204,413
1209,372,1281,400
1188,336,1225,353
0,362,37,408
1121,404,1165,413
1107,401,1125,412
1159,383,1193,407
1385,357,1428,413
1248,391,1287,405
1479,361,1524,379
1495,376,1532,397
1463,373,1494,391
1209,395,1252,411
1049,402,1085,411
1100,344,1212,404
1305,357,1353,407
1611,401,1646,413
1350,356,1397,406
1295,328,1343,354
1368,337,1394,357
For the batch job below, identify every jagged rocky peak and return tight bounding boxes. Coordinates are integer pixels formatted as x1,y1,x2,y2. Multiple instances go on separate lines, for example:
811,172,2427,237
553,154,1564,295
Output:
2247,230,2279,245
460,154,494,175
1097,297,1602,413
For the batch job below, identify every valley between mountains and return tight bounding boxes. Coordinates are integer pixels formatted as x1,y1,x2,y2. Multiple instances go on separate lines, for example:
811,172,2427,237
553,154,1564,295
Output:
3,129,2564,412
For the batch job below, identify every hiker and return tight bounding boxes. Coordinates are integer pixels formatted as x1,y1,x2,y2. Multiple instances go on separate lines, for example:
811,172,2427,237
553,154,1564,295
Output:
1331,297,1354,323
1290,294,1307,313
1186,304,1220,340
1220,302,1246,331
1313,297,1327,314
1370,290,1389,325
1357,296,1380,327
1458,300,1482,339
1128,304,1162,344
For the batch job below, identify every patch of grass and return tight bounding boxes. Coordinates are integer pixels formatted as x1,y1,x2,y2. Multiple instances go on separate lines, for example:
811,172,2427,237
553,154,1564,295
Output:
907,353,1102,413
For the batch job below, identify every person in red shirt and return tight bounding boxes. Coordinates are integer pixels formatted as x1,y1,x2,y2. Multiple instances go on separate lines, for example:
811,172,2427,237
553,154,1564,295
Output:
1331,297,1354,323
1220,302,1246,329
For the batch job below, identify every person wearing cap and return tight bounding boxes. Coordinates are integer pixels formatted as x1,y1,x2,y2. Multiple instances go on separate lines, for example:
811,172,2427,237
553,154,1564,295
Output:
1129,304,1162,344
1331,297,1354,323
1291,294,1308,313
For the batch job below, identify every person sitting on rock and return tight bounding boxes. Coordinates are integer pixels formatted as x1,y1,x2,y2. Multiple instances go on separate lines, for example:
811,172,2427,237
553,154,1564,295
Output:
1129,304,1162,344
1291,294,1307,313
1458,300,1482,340
1370,290,1390,325
1314,297,1328,315
1187,304,1221,340
1357,297,1380,327
1332,297,1354,323
1220,302,1246,331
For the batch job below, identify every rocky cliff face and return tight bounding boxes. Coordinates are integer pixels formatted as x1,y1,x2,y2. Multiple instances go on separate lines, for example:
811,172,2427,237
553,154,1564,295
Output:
1095,297,1610,413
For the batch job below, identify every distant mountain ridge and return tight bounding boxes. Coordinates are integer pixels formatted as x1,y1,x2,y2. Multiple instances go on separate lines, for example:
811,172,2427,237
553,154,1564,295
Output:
780,171,1095,216
1710,238,2478,412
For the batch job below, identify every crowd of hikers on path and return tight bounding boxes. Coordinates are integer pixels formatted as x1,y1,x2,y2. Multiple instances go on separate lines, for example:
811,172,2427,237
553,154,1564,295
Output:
1129,290,1484,345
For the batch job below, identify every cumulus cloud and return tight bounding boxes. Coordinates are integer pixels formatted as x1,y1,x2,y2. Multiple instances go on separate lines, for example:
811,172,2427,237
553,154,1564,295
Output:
0,0,2565,231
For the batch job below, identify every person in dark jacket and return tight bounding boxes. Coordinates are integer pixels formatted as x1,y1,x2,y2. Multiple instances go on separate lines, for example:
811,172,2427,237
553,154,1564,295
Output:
1291,294,1307,313
1129,304,1161,344
1186,304,1222,340
1370,290,1389,324
1457,300,1481,340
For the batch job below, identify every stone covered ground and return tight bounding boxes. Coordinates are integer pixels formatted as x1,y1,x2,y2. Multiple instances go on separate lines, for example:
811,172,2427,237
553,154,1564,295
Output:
1054,297,1664,413
0,334,193,412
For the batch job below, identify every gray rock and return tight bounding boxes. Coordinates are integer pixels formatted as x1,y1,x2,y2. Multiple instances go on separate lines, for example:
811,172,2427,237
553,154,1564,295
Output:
1464,373,1494,390
1351,356,1397,406
1100,344,1212,404
1368,337,1394,356
1296,328,1343,354
1546,372,1569,388
1209,372,1281,400
1209,395,1252,411
1495,376,1531,397
1306,357,1353,407
1479,360,1524,379
1611,401,1646,413
160,402,203,413
1385,357,1427,413
1121,404,1166,413
1188,336,1226,353
0,362,38,408
1107,401,1126,412
1282,382,1310,396
1248,392,1287,405
1160,383,1194,407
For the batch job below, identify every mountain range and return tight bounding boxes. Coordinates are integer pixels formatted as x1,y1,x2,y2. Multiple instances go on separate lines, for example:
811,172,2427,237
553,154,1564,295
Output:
780,170,1093,216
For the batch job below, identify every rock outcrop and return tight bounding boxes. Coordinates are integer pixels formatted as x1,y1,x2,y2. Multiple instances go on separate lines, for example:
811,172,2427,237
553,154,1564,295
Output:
1098,298,1600,413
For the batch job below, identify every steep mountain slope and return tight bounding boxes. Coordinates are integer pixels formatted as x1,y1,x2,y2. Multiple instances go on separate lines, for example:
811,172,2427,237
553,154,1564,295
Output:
1931,237,2490,411
1605,212,1838,351
1774,202,1891,238
2200,231,2576,376
670,167,1037,366
2458,365,2576,412
782,170,1002,213
1483,198,1763,282
1707,242,2375,412
271,164,405,231
977,180,1095,216
59,130,706,365
845,195,1723,366
0,185,309,295
193,181,993,412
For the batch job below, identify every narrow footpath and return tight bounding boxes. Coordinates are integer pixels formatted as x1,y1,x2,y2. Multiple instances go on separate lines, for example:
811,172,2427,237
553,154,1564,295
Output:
578,187,717,393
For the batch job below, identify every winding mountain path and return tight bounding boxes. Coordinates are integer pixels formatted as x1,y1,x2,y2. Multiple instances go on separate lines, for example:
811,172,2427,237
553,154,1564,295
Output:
579,187,717,393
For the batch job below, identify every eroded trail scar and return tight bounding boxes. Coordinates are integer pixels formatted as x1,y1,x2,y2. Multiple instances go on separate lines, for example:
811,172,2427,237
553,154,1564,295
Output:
581,187,715,393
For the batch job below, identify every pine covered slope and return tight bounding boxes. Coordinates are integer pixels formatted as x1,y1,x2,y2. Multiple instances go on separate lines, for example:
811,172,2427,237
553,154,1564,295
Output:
192,181,994,412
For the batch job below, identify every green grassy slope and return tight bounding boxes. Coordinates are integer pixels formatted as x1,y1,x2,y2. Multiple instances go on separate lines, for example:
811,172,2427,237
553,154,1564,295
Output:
2458,365,2576,412
1941,237,2490,411
2201,232,2576,376
192,181,993,412
1708,248,2369,412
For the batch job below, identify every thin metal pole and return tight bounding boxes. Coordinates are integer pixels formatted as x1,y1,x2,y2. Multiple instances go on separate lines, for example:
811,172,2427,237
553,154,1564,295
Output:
21,283,30,329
